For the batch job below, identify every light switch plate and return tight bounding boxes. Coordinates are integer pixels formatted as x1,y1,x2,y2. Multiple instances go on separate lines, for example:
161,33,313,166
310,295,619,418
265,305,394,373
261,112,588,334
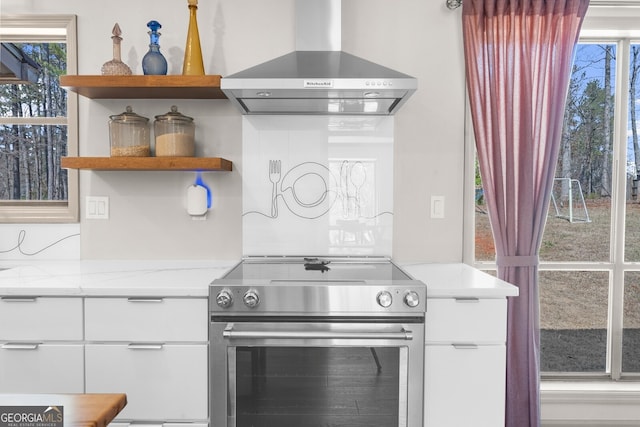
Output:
86,196,109,219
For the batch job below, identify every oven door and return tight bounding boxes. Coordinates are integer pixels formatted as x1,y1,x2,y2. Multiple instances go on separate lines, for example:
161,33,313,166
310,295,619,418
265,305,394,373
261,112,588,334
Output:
210,319,424,427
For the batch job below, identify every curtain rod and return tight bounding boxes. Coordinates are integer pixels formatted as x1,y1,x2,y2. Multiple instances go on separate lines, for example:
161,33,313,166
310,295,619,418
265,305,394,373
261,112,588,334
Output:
446,1,640,10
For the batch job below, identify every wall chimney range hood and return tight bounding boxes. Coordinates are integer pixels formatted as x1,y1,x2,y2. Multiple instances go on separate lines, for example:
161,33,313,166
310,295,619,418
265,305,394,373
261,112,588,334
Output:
221,0,417,116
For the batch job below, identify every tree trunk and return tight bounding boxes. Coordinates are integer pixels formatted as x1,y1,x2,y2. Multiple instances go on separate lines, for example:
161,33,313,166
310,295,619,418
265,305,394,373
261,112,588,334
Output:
560,106,572,204
601,46,613,197
9,85,22,199
44,43,56,200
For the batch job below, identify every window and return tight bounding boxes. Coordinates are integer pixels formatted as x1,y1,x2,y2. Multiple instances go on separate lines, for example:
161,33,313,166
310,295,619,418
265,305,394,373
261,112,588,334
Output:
0,15,78,222
467,10,640,380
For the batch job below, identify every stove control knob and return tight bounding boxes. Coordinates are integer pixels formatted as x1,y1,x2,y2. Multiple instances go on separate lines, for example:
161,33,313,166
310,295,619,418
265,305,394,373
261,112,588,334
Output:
243,290,260,308
404,291,420,308
377,291,393,308
215,290,233,309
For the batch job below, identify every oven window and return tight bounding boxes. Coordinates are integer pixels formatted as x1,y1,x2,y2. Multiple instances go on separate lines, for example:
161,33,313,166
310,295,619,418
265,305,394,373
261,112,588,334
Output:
234,346,400,427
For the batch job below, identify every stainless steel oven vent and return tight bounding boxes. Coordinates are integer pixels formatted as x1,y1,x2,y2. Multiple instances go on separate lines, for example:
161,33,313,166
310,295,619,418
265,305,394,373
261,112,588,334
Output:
221,0,417,116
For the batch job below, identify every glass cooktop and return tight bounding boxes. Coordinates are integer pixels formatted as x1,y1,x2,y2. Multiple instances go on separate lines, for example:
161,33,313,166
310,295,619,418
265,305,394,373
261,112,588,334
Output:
222,257,413,282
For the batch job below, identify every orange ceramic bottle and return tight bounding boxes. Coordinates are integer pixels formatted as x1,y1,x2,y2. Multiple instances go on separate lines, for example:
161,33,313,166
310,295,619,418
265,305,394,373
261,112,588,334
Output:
182,0,205,75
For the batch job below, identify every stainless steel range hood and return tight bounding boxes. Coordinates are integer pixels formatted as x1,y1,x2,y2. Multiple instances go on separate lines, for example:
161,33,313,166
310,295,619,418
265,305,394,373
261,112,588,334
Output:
221,0,417,116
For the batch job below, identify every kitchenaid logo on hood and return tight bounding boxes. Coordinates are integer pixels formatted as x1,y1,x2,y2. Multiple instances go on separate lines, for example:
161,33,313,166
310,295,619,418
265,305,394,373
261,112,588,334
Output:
304,80,333,88
0,406,63,427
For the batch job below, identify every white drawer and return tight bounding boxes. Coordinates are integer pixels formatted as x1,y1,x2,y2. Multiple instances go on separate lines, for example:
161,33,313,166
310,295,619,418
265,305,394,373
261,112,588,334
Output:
0,343,84,393
85,298,207,342
85,344,208,421
425,344,506,427
425,298,507,343
0,297,83,340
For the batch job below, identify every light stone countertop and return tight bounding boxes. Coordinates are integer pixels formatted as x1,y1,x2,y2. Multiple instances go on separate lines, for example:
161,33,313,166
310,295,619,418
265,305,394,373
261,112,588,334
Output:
0,260,518,299
0,260,237,297
399,262,519,298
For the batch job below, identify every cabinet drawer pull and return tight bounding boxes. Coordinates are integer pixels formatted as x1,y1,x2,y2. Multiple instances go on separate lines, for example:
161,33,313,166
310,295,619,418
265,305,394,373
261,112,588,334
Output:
127,343,164,350
2,343,41,350
454,297,480,303
1,297,38,302
127,298,164,303
452,343,478,350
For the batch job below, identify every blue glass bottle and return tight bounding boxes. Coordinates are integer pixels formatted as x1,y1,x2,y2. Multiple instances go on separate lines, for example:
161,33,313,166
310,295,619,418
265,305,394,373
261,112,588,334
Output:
142,20,167,75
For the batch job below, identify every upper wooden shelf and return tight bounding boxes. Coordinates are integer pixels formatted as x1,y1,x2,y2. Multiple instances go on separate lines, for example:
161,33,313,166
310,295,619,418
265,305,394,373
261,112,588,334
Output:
59,75,227,99
61,156,232,171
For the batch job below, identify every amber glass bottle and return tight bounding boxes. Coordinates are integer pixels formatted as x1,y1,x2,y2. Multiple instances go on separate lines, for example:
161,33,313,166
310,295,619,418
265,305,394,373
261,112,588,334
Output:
182,0,205,75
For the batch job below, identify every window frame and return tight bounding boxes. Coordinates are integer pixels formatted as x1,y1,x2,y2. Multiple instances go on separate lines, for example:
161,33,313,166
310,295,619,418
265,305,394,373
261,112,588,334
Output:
0,15,78,223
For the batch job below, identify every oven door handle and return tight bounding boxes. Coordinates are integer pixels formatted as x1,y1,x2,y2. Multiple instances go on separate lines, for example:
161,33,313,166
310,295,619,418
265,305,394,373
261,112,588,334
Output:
222,324,413,341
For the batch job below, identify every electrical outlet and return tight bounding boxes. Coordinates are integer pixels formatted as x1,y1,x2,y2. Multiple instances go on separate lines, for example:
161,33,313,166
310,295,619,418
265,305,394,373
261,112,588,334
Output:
86,196,109,219
430,196,445,219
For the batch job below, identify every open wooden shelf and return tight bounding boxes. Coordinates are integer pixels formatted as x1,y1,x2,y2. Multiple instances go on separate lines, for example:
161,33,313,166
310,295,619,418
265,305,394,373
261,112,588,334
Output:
61,156,232,171
59,75,227,99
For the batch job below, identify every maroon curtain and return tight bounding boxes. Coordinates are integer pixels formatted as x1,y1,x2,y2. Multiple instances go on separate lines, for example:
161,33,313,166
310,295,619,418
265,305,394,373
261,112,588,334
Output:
462,1,589,426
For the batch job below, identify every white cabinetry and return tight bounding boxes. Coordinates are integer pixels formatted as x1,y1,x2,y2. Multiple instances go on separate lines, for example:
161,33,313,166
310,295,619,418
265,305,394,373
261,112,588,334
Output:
0,297,84,393
84,297,208,423
425,297,508,427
